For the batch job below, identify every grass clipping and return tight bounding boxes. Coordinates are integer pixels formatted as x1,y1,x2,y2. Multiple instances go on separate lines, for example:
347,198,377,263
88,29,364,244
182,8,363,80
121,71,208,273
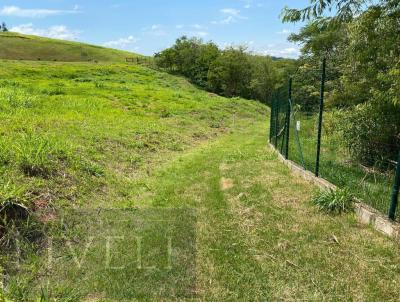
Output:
312,189,355,215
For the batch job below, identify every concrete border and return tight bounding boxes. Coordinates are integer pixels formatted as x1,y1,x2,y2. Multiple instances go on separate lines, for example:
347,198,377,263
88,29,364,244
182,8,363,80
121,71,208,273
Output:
269,143,400,240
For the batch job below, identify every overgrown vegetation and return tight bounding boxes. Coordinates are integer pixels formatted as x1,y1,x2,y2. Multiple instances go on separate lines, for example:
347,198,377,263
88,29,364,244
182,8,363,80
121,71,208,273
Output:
283,0,400,167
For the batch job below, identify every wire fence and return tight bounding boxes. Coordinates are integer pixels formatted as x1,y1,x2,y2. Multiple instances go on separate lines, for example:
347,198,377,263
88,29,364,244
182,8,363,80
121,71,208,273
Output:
126,57,158,70
270,59,400,221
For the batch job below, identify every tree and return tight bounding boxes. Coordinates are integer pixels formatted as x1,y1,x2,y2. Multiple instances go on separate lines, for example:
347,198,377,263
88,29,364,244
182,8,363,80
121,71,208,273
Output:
207,47,252,98
282,0,371,23
155,36,219,87
248,55,278,103
1,22,8,32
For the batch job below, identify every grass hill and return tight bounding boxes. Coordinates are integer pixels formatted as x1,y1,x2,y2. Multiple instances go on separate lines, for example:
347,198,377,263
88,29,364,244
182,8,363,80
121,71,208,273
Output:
0,39,400,301
0,32,141,62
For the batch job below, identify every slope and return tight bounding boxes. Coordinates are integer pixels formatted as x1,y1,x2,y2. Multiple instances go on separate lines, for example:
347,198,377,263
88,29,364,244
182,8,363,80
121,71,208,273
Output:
0,60,399,301
0,32,140,62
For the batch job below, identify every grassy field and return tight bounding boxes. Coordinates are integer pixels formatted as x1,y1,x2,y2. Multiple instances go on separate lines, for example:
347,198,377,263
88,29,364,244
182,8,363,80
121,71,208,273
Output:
0,32,141,62
0,46,400,300
286,113,395,218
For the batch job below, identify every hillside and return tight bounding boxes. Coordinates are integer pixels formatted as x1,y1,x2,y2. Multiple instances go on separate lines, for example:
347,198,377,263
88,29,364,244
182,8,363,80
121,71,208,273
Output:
0,32,141,62
0,56,399,300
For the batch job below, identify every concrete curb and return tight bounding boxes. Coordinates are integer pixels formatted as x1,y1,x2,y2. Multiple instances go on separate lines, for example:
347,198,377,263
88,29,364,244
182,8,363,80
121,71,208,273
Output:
269,143,400,240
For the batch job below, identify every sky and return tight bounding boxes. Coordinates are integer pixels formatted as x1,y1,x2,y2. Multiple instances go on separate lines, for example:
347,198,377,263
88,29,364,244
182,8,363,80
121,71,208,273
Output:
0,1,309,58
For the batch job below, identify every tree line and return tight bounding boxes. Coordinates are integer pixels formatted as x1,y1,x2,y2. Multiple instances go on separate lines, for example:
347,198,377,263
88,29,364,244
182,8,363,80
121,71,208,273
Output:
154,36,295,104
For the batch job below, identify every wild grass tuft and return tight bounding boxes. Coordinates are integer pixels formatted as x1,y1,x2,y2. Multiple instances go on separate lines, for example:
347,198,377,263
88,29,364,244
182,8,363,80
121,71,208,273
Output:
312,189,355,215
14,132,68,178
0,88,36,111
0,179,28,206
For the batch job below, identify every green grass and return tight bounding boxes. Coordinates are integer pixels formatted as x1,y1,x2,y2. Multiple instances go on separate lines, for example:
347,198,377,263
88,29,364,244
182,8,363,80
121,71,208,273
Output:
6,120,400,301
0,32,141,62
1,59,400,301
287,113,395,219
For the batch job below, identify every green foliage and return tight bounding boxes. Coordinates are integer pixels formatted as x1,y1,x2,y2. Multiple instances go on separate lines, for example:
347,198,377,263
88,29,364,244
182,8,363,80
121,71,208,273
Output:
208,47,252,98
249,56,279,102
312,189,355,215
341,100,400,167
156,36,289,103
155,36,220,87
282,0,370,23
283,0,400,168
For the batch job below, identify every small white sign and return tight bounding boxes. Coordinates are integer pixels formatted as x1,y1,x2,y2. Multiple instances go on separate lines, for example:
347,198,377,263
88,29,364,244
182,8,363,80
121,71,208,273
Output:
296,121,301,131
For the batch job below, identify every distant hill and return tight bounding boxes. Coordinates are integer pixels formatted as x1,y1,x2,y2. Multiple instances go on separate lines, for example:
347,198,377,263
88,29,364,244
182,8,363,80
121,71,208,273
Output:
0,32,141,62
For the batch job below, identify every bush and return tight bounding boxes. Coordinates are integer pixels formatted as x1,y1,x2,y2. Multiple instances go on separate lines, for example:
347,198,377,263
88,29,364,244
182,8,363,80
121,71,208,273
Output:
341,100,400,168
312,189,354,215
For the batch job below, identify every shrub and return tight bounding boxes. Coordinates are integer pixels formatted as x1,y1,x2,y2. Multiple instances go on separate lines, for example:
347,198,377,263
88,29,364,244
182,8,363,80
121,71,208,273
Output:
340,99,400,168
312,189,354,215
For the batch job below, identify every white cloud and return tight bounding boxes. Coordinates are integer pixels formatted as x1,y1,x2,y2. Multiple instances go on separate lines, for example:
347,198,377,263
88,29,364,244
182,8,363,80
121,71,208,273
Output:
176,24,208,31
0,5,80,18
239,0,263,9
10,23,80,40
221,8,241,16
103,36,139,50
151,24,161,30
142,24,167,36
212,8,247,25
259,44,300,59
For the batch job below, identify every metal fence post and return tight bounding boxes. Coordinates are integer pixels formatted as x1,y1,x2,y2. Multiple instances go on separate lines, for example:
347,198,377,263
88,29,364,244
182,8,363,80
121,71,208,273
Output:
285,78,292,159
315,58,326,177
274,100,279,147
388,152,400,220
269,99,275,143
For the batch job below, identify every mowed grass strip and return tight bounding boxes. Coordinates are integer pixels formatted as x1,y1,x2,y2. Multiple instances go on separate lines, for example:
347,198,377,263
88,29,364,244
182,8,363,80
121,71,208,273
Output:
142,120,400,301
12,120,398,301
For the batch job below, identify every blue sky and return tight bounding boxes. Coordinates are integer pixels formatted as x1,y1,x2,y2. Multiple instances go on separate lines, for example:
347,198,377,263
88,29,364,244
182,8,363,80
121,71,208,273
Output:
0,1,309,58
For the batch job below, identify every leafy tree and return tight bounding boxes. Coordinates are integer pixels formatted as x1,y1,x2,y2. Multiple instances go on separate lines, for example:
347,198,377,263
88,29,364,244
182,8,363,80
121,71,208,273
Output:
282,0,371,23
1,22,8,32
248,55,278,103
207,47,252,98
155,36,219,87
156,37,289,102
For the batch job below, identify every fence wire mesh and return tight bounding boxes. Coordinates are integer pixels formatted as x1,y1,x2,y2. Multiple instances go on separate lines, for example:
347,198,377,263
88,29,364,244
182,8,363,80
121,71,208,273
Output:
270,59,400,220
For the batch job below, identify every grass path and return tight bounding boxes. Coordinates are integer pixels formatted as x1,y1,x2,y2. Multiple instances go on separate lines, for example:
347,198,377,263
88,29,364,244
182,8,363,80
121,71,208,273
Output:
9,120,400,301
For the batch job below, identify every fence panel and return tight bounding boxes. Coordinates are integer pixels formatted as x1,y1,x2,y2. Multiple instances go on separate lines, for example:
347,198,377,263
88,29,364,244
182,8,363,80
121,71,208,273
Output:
270,58,400,220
